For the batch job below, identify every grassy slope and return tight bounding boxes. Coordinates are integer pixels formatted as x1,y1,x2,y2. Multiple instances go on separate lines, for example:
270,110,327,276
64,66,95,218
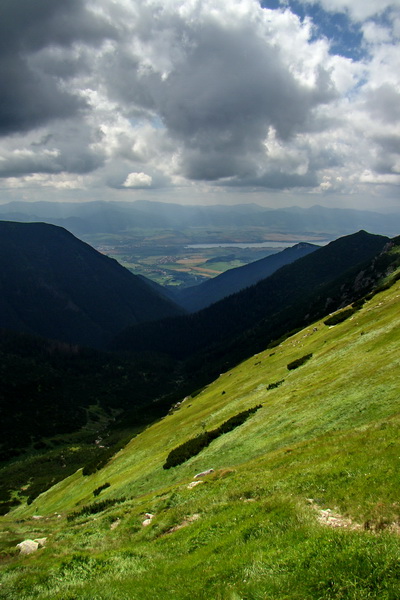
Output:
1,270,399,599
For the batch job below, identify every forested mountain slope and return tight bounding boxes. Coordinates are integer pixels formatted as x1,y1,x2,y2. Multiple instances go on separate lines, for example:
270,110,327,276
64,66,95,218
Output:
173,242,318,312
0,221,183,348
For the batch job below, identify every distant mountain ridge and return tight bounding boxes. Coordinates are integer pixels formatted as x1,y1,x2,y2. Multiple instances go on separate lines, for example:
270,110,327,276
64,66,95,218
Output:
172,242,319,312
0,200,399,236
0,221,183,348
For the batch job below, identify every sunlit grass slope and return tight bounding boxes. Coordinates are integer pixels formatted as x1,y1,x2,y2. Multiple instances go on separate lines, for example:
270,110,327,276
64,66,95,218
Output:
1,272,400,599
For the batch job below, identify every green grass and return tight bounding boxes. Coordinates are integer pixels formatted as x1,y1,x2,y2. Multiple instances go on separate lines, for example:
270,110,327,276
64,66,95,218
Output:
1,274,399,599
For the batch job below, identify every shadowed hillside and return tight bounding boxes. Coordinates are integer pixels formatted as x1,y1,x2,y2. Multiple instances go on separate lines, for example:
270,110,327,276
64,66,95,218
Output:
0,221,183,348
173,242,319,312
113,231,389,362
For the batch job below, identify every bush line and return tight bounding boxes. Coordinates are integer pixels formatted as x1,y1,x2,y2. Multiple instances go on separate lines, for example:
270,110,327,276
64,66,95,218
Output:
163,405,262,469
67,497,126,521
287,354,313,371
324,307,357,326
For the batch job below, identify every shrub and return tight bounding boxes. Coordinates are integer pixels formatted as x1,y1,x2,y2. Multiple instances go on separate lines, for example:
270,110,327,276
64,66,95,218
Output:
0,498,21,515
67,497,126,521
352,297,366,310
163,405,262,469
267,379,285,390
287,353,313,371
324,308,357,326
93,482,110,497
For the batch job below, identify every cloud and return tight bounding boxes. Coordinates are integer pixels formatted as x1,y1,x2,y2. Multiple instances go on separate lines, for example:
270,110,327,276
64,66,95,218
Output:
99,2,338,187
0,121,105,178
0,0,399,209
365,84,400,123
0,0,114,136
122,172,153,187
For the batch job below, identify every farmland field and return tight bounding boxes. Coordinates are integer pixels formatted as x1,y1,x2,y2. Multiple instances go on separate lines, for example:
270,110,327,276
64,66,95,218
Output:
82,227,328,288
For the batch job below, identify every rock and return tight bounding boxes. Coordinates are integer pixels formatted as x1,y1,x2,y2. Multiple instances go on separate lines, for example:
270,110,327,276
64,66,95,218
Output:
142,513,154,527
193,468,214,479
32,515,43,520
110,519,121,530
17,540,39,555
187,481,203,489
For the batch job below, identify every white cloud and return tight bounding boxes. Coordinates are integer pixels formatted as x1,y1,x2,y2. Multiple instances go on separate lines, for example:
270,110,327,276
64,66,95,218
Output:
123,171,153,187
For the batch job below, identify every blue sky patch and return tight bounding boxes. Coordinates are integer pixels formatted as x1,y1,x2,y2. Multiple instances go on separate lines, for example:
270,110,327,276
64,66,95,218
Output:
261,1,365,59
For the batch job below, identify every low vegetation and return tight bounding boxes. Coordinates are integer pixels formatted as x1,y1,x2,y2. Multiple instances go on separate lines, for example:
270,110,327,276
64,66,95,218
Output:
93,483,110,497
163,405,262,469
267,379,285,389
0,245,399,599
67,497,126,522
287,353,313,370
324,307,358,326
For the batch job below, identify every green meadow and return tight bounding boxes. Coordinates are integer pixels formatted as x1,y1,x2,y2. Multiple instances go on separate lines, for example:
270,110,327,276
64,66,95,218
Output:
1,270,399,599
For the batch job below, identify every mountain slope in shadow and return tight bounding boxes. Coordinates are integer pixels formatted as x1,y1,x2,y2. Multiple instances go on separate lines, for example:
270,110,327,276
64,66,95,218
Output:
0,221,183,348
173,242,319,312
112,231,389,361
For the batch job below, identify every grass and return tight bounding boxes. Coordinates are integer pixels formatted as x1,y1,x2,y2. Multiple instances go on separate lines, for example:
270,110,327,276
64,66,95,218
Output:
0,273,399,598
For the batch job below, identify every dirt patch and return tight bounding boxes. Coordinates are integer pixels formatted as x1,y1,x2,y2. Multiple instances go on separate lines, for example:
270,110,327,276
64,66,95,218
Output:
307,499,362,531
165,513,200,535
317,508,362,530
308,499,400,534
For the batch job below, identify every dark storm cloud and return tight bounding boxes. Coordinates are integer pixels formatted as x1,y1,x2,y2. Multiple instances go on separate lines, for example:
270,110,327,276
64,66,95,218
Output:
0,146,103,178
0,0,113,52
0,123,105,179
0,54,85,135
103,10,336,185
1,0,398,204
372,134,400,175
0,0,114,136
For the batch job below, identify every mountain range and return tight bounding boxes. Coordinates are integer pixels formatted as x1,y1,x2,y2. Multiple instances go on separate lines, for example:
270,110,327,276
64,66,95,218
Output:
0,200,400,236
0,223,393,471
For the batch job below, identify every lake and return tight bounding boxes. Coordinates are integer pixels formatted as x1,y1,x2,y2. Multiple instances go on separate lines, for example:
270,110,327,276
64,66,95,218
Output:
186,241,327,249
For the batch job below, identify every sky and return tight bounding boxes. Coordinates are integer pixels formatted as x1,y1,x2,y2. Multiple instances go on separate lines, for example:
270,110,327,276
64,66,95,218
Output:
0,0,400,211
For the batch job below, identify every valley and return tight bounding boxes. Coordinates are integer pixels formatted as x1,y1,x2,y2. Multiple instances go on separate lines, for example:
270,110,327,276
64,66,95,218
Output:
81,227,328,288
1,261,399,599
1,0,400,596
0,220,399,599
